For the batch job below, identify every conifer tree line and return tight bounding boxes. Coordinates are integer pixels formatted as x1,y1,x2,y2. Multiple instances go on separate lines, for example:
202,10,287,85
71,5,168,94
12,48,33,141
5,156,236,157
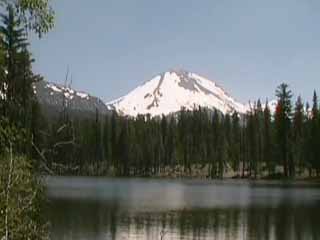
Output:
41,83,320,179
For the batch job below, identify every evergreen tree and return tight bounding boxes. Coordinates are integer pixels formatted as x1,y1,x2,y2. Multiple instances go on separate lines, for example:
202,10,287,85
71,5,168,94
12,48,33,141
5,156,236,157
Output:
304,102,312,176
0,5,28,119
230,112,241,175
247,106,258,178
103,114,112,171
274,83,293,177
0,6,43,159
110,111,119,170
217,116,228,179
255,100,264,177
311,91,320,176
209,110,219,178
118,119,129,176
263,100,273,176
292,96,304,175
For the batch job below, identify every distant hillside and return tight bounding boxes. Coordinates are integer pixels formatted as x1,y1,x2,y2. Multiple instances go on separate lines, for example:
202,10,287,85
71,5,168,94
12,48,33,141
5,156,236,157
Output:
34,80,110,120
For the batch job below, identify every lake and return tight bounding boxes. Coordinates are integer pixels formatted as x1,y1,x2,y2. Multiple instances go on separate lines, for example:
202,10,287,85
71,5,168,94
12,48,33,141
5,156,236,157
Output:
45,177,320,240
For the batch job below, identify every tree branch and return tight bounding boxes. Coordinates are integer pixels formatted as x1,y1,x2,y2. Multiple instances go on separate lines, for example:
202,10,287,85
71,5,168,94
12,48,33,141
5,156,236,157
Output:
31,139,54,175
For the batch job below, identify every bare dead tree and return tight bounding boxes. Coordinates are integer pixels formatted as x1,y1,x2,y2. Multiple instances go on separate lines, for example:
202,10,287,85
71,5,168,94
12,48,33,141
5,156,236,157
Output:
32,121,77,175
31,136,55,175
31,66,77,174
160,229,168,240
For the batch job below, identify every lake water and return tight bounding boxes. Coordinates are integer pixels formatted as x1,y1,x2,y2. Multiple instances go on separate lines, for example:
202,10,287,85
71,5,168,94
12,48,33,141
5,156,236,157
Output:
45,177,320,240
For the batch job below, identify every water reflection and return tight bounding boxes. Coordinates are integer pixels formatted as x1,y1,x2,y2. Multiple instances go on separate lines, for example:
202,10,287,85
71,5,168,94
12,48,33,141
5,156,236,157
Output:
46,177,320,240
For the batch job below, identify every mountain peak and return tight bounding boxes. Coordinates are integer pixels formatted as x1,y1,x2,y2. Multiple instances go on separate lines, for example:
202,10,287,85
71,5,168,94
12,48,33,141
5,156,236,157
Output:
107,70,248,116
167,67,189,75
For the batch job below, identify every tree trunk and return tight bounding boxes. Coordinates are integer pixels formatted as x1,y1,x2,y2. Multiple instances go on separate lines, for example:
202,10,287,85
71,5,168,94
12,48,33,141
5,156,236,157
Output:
5,143,14,240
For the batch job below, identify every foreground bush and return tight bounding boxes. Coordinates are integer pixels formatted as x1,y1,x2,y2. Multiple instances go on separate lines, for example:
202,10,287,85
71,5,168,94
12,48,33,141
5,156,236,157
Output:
0,153,49,240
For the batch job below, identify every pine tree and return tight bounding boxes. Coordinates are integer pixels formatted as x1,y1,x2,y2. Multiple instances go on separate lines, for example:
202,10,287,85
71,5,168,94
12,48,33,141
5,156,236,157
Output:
0,6,28,120
103,115,112,171
208,110,218,178
263,100,273,176
0,6,44,159
167,116,177,168
255,99,264,176
110,111,119,171
231,112,241,175
118,119,129,176
304,102,313,176
292,96,304,175
247,106,258,178
218,118,227,179
275,83,293,177
311,91,320,176
240,114,248,178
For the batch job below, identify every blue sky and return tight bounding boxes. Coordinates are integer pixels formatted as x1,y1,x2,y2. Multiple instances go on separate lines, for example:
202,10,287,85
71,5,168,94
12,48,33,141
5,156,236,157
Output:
31,0,320,104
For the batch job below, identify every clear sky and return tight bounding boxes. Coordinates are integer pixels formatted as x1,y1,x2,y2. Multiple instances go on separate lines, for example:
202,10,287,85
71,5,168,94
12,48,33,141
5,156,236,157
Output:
31,0,320,104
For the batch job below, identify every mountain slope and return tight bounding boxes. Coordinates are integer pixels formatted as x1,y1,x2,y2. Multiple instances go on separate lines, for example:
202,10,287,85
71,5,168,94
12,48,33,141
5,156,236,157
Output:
34,80,110,118
107,69,248,116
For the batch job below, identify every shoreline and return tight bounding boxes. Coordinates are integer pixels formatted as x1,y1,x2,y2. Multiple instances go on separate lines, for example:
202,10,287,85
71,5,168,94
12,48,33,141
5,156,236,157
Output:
41,174,320,185
44,163,320,183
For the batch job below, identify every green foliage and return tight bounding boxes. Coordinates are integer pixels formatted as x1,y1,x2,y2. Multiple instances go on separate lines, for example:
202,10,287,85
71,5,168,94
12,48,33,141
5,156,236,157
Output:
275,83,293,177
0,6,45,160
263,100,274,174
0,6,38,126
310,91,320,175
0,0,54,37
0,6,28,50
0,117,26,153
0,2,51,239
0,154,49,240
292,96,305,172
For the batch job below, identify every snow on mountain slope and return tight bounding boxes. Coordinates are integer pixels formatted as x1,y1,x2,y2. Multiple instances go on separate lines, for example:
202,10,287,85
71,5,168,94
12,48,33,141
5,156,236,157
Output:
34,81,110,115
107,69,248,117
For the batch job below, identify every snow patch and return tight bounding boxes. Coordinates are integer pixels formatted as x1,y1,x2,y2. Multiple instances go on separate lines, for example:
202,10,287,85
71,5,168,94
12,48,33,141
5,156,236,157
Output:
46,83,62,93
76,92,89,99
44,82,93,101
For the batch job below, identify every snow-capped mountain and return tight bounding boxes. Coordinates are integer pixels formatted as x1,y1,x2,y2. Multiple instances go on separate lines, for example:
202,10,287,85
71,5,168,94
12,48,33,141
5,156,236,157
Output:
107,69,248,117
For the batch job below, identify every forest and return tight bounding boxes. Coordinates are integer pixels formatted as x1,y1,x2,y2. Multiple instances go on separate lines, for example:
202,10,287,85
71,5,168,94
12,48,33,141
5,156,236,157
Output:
39,86,320,179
